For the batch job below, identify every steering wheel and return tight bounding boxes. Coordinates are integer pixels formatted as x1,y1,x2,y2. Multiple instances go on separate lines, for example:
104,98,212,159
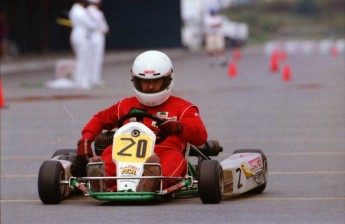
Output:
117,112,167,144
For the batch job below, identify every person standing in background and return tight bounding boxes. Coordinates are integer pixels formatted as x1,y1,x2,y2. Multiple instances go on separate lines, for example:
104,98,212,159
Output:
204,7,227,67
69,0,96,89
87,0,109,87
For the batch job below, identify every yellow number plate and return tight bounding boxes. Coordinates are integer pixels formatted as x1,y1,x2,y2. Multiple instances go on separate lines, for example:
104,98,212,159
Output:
112,134,153,163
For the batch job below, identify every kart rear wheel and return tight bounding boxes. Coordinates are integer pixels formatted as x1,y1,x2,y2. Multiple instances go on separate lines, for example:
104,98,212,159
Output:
52,149,76,157
198,160,224,204
233,149,268,194
38,160,66,204
51,149,85,177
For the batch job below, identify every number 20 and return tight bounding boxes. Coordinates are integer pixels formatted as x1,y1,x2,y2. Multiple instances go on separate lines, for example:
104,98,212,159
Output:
117,138,147,158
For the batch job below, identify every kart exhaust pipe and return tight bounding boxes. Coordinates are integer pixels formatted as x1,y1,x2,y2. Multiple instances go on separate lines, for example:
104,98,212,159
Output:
94,131,115,155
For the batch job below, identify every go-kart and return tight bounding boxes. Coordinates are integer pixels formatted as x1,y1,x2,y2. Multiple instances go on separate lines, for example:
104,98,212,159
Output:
38,112,268,204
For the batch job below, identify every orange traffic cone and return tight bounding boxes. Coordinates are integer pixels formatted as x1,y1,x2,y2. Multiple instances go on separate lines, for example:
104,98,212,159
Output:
228,61,237,78
270,50,280,73
282,64,292,81
0,80,7,109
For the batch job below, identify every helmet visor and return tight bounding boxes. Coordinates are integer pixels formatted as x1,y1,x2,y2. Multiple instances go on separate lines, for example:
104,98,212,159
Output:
133,75,172,94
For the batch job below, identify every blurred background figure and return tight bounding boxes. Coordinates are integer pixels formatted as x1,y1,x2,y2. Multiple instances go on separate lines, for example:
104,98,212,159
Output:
69,0,96,89
204,7,227,67
87,0,109,87
0,7,9,61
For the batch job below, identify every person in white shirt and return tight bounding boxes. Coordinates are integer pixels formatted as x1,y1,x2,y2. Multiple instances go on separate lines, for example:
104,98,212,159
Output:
87,0,109,87
69,0,96,89
204,7,227,67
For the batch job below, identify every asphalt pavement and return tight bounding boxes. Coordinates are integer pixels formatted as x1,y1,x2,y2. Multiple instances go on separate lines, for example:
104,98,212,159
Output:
1,44,344,224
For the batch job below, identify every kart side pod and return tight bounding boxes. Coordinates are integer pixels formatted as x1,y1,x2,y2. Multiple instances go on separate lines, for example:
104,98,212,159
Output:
221,149,268,198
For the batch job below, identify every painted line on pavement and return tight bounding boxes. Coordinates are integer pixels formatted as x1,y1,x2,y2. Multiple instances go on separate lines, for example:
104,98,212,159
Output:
1,174,37,178
267,151,345,156
232,197,345,201
0,198,95,203
0,156,49,160
0,156,50,160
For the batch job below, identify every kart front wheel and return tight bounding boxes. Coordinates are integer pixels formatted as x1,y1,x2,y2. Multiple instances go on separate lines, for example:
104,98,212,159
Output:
38,160,66,204
198,160,224,204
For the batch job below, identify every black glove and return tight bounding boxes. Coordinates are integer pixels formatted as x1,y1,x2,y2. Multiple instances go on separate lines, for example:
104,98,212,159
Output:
77,139,93,161
158,120,184,136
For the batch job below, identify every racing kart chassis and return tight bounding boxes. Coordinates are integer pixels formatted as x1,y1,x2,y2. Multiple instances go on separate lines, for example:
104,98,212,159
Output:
38,142,225,204
38,112,267,204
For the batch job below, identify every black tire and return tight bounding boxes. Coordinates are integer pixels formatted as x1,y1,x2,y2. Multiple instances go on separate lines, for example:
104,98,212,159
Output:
52,149,76,158
198,160,224,204
38,160,66,204
51,149,84,177
233,149,268,194
233,149,263,155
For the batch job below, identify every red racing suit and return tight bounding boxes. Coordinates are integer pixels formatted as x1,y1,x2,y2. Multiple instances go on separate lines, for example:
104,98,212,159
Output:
81,96,208,187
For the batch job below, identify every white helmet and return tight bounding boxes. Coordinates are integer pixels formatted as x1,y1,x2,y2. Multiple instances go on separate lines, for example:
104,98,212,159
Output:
131,50,174,107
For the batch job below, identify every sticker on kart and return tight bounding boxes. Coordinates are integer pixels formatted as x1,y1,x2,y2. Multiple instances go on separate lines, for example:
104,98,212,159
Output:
112,134,154,163
112,122,156,163
111,122,157,191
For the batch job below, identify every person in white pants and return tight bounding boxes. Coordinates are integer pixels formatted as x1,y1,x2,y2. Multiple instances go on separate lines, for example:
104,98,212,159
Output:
87,0,109,87
204,7,227,67
69,0,96,89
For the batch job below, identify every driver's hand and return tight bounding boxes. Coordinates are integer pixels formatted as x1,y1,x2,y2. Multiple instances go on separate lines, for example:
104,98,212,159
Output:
89,155,102,162
77,139,93,162
158,120,184,136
